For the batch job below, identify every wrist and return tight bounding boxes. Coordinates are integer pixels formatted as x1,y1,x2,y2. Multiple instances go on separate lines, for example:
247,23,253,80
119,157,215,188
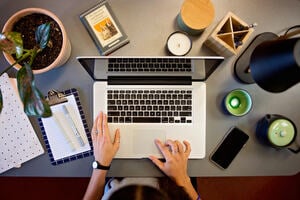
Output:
92,160,111,170
92,168,108,175
175,175,191,187
94,156,112,167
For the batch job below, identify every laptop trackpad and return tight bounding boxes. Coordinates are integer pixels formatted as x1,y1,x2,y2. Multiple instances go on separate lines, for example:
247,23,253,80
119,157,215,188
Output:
133,129,166,156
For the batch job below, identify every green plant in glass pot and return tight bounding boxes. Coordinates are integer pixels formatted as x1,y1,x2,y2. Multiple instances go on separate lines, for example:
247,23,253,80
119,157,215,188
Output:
0,23,52,117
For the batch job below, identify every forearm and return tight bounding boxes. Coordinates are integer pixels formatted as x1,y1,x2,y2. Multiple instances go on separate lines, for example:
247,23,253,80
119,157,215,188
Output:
182,180,199,200
83,170,108,200
176,176,199,200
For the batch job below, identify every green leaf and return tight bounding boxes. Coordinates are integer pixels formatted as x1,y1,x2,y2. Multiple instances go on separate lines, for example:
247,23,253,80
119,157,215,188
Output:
0,89,3,113
17,63,52,118
35,23,50,50
0,32,23,58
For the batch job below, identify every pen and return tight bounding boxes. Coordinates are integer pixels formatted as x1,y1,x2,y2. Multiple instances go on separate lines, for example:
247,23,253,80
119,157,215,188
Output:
62,105,85,147
52,112,76,151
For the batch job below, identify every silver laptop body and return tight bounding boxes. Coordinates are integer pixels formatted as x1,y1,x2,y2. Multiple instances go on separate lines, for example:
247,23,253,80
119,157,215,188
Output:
77,56,223,159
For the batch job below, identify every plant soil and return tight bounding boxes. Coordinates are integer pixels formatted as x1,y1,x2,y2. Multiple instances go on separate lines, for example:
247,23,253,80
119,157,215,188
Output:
12,13,63,70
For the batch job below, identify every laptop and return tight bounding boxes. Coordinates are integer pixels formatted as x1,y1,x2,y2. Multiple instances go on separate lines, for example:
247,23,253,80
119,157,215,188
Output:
77,56,224,159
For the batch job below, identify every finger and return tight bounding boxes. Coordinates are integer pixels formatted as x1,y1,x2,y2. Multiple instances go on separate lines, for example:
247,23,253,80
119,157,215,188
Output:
91,131,96,141
103,113,110,136
92,113,99,132
113,129,121,148
91,114,100,141
176,140,184,153
149,155,164,171
183,140,191,156
155,139,172,159
166,140,178,154
97,112,103,134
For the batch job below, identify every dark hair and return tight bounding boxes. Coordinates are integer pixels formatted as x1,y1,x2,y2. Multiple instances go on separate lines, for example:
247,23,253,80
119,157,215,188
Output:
108,177,192,200
108,185,169,200
158,177,192,200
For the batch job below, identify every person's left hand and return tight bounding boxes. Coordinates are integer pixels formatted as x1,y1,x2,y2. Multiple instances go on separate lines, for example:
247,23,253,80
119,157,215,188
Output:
91,112,120,166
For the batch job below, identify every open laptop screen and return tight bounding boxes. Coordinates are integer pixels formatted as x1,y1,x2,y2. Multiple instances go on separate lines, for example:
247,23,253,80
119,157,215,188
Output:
77,56,224,81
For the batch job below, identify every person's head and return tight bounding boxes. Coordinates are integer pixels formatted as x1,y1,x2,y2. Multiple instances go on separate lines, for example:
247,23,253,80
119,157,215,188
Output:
108,183,192,200
108,185,168,200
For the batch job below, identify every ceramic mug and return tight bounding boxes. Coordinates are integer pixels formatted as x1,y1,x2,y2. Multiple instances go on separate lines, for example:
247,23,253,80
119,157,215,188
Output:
256,114,299,153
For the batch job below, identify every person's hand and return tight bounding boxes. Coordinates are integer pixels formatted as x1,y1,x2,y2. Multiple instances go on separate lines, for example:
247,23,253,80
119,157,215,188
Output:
149,139,191,187
91,112,120,166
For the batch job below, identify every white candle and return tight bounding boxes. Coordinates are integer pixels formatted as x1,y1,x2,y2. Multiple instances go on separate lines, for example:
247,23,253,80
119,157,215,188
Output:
167,31,192,56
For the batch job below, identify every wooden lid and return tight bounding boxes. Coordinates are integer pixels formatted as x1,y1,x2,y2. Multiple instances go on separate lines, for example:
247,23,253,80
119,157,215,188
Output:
181,0,215,30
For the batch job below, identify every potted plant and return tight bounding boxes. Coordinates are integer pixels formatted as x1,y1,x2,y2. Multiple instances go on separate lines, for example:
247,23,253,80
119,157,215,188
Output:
0,8,71,117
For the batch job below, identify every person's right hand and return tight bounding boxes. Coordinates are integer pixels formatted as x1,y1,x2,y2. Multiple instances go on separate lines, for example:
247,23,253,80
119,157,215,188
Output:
149,139,191,187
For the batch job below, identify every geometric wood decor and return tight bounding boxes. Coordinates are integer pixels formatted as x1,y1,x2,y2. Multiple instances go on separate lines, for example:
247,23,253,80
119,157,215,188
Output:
205,12,254,57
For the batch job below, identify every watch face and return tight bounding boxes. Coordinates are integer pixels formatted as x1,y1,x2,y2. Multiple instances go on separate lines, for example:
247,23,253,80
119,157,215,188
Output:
92,161,98,169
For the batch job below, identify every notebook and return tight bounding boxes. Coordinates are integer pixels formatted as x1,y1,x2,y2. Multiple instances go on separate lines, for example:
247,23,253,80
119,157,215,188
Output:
38,88,93,165
77,56,224,159
0,73,44,174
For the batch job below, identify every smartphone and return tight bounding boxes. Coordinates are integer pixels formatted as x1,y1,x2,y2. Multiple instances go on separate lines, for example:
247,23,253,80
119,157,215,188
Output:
210,127,249,169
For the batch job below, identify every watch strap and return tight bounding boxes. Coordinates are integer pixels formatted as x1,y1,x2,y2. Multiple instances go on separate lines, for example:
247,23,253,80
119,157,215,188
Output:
93,161,110,170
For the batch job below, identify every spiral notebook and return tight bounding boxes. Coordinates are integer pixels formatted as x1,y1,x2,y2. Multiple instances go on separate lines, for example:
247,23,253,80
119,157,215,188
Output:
0,73,44,174
38,88,93,165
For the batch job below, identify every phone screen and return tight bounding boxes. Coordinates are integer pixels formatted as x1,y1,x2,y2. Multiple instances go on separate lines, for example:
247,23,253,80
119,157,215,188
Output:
210,127,249,169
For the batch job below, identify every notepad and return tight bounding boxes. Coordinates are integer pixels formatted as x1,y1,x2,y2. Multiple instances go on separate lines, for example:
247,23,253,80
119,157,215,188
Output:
38,88,93,165
0,73,44,174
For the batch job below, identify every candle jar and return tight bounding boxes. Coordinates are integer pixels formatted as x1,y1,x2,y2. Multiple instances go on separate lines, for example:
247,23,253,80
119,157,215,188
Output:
223,89,252,117
166,31,192,56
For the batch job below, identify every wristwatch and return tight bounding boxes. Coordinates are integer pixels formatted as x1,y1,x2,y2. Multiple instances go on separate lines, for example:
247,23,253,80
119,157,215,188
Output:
92,160,110,170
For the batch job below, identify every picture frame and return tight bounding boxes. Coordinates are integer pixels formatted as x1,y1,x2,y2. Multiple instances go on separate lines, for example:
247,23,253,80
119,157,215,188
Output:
80,1,129,55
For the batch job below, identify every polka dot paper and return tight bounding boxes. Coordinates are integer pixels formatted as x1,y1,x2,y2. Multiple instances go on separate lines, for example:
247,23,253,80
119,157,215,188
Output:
0,73,44,174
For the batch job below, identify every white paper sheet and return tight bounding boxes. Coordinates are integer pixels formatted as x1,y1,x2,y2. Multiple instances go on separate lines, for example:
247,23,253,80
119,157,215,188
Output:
41,95,91,160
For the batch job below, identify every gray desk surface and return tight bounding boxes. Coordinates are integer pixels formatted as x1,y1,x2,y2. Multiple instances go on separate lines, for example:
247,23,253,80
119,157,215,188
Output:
1,0,300,177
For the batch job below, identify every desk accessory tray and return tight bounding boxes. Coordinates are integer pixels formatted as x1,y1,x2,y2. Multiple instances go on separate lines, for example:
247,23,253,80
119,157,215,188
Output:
80,0,129,55
205,12,254,57
38,88,93,165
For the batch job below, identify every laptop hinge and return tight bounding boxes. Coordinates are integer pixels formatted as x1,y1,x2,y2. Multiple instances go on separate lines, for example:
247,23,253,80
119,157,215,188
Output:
108,76,192,85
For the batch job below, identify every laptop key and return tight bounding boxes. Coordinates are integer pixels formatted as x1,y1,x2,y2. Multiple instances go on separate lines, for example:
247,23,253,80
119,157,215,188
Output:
181,117,186,123
125,117,132,123
182,106,192,111
113,117,119,123
133,117,161,123
108,111,120,116
162,117,168,123
144,112,150,116
108,100,115,105
108,106,117,110
169,117,174,123
180,112,192,116
119,117,125,123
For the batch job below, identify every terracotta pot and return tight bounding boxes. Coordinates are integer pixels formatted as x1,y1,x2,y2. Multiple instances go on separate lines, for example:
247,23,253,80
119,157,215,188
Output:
2,8,71,74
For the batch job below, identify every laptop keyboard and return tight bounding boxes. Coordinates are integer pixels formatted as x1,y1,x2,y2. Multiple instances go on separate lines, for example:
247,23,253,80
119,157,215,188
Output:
107,89,193,123
107,58,192,72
